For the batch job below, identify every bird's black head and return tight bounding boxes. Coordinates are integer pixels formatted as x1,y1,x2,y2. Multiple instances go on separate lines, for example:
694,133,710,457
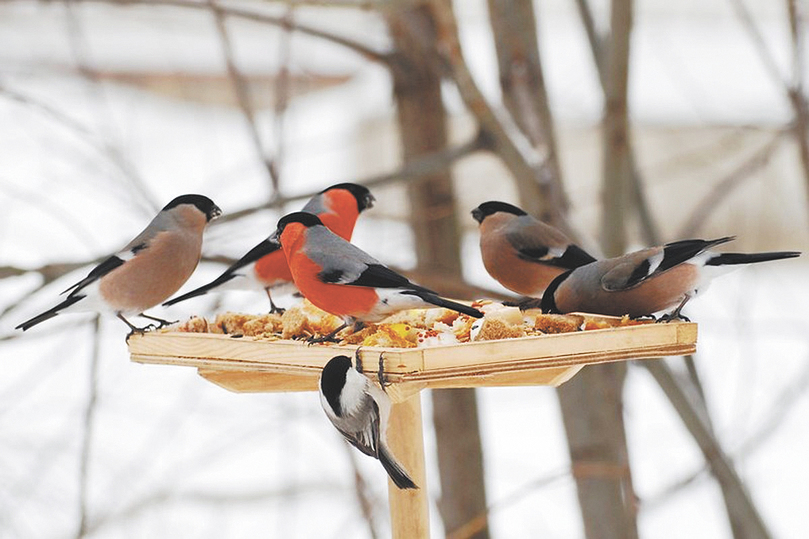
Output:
322,183,376,212
471,201,527,224
320,355,352,416
163,194,222,222
539,270,571,314
275,212,324,235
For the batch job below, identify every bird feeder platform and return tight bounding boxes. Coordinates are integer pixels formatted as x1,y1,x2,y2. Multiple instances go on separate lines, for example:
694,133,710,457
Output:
127,315,696,538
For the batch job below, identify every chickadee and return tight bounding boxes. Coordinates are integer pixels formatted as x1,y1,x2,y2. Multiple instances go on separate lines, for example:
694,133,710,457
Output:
16,194,221,335
319,352,418,490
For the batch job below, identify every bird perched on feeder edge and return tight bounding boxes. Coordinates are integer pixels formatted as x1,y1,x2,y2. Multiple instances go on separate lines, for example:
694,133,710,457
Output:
164,183,375,313
471,201,596,303
274,211,483,341
16,194,222,335
540,236,801,320
319,351,418,489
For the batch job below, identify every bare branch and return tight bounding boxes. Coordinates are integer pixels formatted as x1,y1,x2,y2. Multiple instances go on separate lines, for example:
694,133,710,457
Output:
429,0,574,234
208,0,280,191
214,132,486,225
64,0,393,64
677,129,787,238
643,361,772,538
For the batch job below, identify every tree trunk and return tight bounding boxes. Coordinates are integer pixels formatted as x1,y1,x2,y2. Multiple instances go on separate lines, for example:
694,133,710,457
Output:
386,7,490,538
557,1,640,538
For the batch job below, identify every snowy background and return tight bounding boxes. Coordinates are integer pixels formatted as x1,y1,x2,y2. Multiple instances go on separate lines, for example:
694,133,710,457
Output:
1,1,808,537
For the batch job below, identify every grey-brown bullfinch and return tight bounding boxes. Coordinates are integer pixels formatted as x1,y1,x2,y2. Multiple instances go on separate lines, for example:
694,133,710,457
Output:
319,352,417,489
540,236,800,320
164,183,375,313
471,201,596,297
274,212,483,341
16,194,221,335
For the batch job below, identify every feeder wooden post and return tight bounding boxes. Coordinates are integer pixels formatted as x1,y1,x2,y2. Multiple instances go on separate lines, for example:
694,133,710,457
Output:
387,393,429,539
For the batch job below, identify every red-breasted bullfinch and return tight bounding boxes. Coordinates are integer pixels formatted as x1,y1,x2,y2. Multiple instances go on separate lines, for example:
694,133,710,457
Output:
471,201,597,296
16,194,221,334
274,212,483,339
319,352,417,489
164,183,375,313
540,236,800,320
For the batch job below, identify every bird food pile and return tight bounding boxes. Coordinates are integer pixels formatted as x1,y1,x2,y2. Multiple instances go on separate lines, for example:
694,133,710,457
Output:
167,299,652,348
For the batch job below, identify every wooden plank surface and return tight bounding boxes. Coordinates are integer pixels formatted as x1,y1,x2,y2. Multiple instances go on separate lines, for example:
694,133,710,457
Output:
128,320,697,398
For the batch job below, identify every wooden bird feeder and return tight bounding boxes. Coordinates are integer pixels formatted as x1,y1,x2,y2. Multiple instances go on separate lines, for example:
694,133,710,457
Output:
127,315,697,538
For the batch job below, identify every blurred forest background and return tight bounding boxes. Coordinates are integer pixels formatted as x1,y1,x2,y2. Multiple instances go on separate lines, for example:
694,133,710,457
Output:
1,0,808,538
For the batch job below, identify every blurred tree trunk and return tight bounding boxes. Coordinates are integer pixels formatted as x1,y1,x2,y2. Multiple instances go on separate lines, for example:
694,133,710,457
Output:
487,1,638,537
486,0,568,223
386,7,490,538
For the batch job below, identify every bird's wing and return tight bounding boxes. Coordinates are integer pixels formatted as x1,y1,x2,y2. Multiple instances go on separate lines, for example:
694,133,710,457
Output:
227,238,281,273
506,217,596,269
61,255,124,296
336,395,381,458
601,237,735,292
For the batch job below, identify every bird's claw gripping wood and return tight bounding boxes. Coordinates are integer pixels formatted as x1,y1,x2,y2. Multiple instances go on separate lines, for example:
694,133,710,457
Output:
378,352,389,392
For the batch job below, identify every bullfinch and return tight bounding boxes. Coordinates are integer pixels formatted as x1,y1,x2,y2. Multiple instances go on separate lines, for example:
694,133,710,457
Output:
274,212,483,340
16,194,221,334
540,236,800,320
471,201,597,297
319,352,417,489
164,183,375,313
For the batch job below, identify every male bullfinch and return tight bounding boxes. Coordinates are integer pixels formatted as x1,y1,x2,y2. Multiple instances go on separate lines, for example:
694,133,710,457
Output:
319,352,417,489
275,212,483,339
472,201,597,297
541,236,800,320
164,183,375,313
16,194,221,334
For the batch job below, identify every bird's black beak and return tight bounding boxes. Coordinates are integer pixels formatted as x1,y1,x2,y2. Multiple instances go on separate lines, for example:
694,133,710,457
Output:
471,207,484,224
363,192,376,211
209,205,223,222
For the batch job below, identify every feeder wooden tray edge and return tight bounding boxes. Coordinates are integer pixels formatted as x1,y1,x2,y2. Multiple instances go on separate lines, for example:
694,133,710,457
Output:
128,316,697,401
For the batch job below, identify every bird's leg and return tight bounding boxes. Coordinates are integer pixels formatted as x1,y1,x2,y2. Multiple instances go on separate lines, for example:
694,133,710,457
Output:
657,295,692,323
306,322,348,345
512,297,543,311
265,289,285,315
139,312,177,328
354,346,364,373
120,313,152,340
377,352,388,392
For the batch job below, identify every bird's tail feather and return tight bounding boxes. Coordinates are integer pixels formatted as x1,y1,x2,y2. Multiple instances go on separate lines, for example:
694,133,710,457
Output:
163,273,237,306
405,290,483,319
707,251,801,266
16,295,84,331
379,445,418,490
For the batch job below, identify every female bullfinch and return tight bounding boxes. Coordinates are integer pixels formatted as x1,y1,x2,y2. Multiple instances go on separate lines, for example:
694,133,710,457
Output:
541,236,800,320
16,194,221,335
472,201,596,297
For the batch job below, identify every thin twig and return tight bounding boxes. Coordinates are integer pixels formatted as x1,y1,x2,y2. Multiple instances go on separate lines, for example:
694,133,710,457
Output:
76,315,101,539
677,129,787,238
64,0,393,64
208,0,279,189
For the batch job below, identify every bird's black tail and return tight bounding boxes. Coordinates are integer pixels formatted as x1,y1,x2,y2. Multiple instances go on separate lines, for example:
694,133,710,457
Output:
379,445,418,490
707,251,801,266
163,273,237,306
405,290,483,319
16,295,84,331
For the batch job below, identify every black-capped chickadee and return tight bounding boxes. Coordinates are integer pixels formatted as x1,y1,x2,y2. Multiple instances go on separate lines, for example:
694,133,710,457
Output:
319,351,418,489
